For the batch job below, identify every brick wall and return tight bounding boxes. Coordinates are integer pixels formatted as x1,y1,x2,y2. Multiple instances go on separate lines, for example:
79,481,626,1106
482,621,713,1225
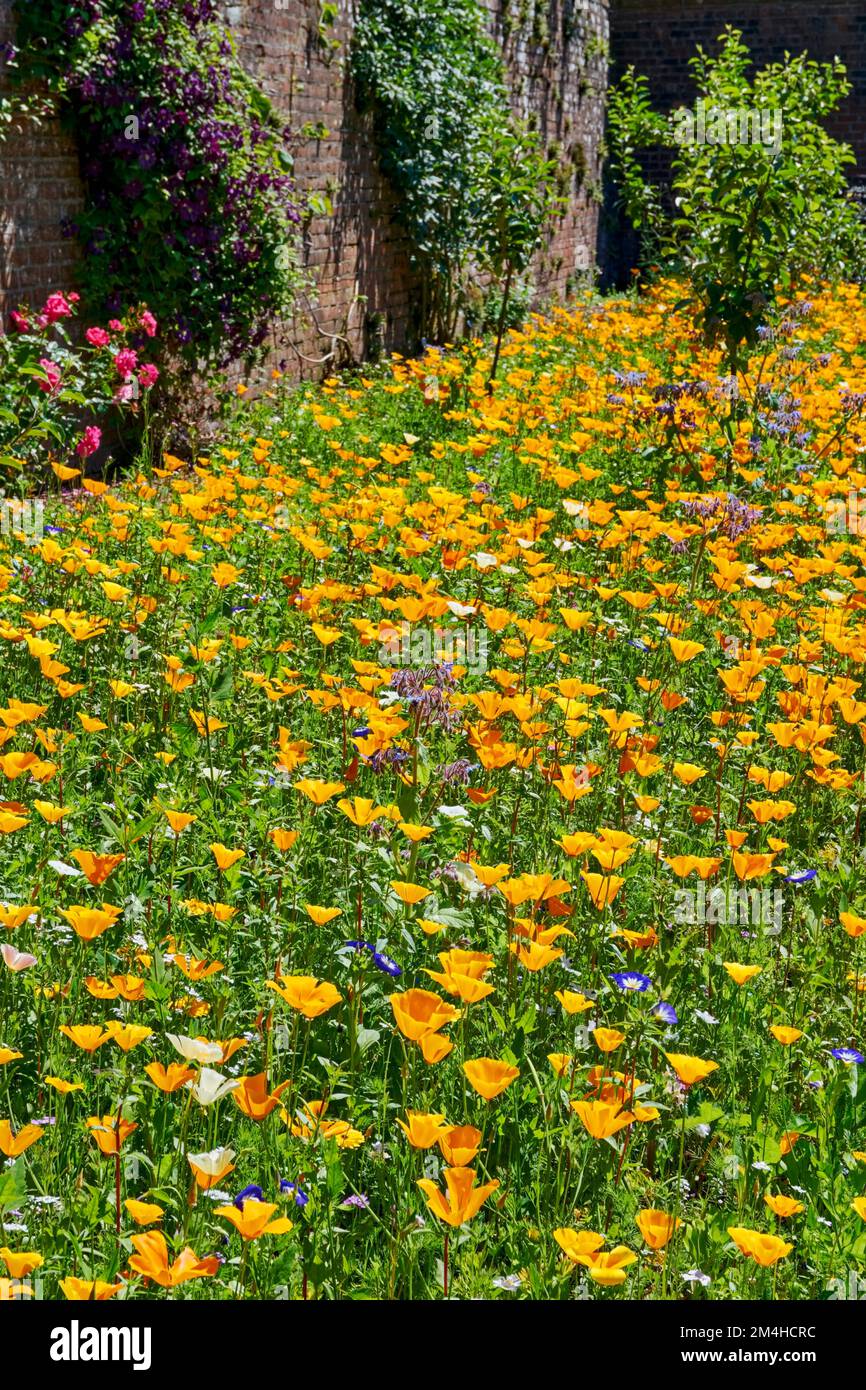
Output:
0,1,82,317
0,0,608,376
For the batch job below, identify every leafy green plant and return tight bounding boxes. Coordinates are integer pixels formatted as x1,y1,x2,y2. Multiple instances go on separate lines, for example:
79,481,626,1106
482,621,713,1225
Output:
474,119,562,385
607,28,866,380
352,0,559,347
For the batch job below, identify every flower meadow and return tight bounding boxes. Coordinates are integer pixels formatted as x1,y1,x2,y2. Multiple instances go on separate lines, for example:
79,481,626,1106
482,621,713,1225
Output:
3,281,866,1304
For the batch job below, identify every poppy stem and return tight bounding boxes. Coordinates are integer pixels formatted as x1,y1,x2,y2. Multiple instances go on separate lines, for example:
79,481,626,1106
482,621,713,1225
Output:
443,1230,449,1298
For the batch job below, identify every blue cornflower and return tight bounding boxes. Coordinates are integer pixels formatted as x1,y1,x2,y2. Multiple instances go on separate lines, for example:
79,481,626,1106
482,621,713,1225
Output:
610,971,652,994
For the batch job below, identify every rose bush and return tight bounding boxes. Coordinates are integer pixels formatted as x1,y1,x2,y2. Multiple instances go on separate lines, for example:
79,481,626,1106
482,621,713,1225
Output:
0,291,158,477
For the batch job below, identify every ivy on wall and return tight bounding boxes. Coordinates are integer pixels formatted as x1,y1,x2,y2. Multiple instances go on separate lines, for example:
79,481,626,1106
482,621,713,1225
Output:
352,0,508,342
354,1,604,351
352,0,562,349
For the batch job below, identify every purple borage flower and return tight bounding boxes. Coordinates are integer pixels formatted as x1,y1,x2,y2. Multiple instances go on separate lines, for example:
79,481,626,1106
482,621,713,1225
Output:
610,971,652,994
371,951,402,978
342,940,401,976
280,1179,309,1208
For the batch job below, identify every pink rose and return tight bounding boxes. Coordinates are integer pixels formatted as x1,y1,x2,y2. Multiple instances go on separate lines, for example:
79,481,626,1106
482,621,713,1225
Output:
43,293,72,323
108,319,124,332
138,363,159,388
86,326,111,347
76,425,102,459
115,347,138,379
9,310,29,332
37,358,62,393
140,309,157,338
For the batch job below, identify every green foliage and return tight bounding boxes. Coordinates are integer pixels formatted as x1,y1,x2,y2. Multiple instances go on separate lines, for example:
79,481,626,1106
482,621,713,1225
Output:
352,0,559,346
473,117,563,382
607,28,866,372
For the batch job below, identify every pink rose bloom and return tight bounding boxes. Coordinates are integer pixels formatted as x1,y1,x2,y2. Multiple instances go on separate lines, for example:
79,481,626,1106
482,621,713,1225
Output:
43,292,72,322
69,293,80,303
140,309,157,338
76,425,102,458
114,382,135,404
138,363,159,388
9,310,29,332
37,358,62,393
86,326,111,347
115,347,138,379
108,319,124,332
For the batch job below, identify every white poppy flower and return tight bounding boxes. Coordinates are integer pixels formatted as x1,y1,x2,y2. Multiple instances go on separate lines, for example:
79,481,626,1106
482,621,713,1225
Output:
187,1146,236,1177
185,1068,239,1106
1,943,37,972
166,1033,224,1065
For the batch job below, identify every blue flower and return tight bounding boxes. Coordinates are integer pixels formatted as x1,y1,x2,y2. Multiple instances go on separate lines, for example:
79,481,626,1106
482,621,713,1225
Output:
831,1047,864,1064
280,1179,309,1207
372,951,402,977
610,971,651,994
234,1183,263,1208
783,869,818,885
651,1001,678,1025
344,940,372,952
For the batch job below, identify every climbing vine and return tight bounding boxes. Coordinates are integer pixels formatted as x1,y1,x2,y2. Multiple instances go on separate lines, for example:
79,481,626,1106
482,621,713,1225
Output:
352,0,559,347
12,0,313,369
